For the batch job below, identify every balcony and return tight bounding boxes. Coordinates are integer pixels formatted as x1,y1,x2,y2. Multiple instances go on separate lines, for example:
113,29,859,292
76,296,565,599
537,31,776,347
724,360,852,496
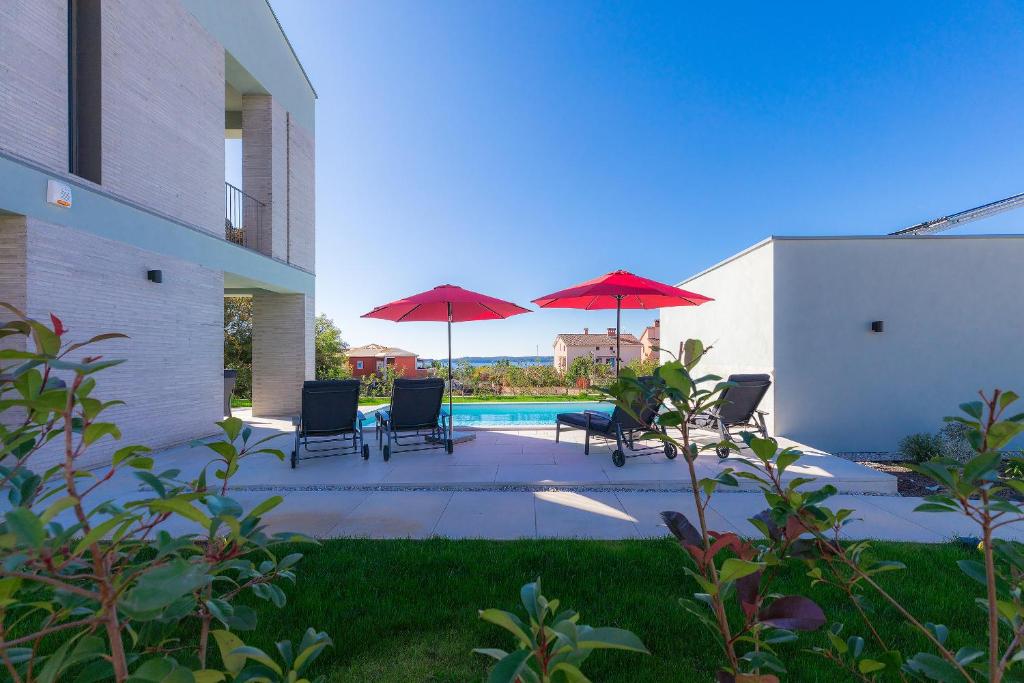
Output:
224,181,265,252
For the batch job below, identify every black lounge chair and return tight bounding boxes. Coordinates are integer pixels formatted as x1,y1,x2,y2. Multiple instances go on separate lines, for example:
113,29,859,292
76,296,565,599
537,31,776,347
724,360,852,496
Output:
688,373,771,459
291,379,368,468
375,377,451,461
555,378,676,467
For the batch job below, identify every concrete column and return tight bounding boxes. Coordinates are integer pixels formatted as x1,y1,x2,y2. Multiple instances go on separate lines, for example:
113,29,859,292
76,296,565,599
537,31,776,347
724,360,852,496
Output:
241,95,288,260
251,291,314,417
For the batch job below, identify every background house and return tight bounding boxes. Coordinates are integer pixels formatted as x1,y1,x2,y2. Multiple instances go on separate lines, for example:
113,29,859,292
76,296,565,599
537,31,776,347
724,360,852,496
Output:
659,235,1024,457
639,319,660,362
347,344,420,378
0,0,316,466
553,328,642,372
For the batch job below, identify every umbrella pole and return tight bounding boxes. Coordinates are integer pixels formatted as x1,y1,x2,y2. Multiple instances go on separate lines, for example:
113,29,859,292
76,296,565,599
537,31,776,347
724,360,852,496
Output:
615,295,622,378
447,302,453,452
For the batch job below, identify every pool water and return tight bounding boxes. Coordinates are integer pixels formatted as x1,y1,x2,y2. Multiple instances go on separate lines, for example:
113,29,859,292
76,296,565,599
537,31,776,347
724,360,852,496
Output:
362,401,612,428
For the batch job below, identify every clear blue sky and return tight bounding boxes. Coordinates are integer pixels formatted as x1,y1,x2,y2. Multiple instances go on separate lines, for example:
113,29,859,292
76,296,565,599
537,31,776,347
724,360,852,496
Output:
257,1,1024,358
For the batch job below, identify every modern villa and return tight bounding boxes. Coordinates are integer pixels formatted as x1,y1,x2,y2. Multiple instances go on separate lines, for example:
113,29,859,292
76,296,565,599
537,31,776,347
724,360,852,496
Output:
553,328,643,372
0,0,316,467
659,234,1024,457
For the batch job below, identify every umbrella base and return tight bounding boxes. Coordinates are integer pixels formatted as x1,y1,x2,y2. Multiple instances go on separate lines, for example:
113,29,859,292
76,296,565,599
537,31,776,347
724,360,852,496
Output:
427,430,476,445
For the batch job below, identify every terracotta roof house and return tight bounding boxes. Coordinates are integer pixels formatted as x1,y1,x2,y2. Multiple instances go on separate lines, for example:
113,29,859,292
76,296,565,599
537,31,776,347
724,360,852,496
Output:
639,319,660,362
347,344,420,378
553,328,642,373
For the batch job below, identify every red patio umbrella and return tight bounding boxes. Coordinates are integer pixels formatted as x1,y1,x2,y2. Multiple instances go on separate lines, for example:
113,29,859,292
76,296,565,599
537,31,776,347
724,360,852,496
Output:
361,285,531,448
532,270,712,376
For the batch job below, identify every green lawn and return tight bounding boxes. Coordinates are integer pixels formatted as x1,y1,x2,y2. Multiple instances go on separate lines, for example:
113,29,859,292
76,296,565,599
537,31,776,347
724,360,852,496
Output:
231,394,602,409
241,539,979,682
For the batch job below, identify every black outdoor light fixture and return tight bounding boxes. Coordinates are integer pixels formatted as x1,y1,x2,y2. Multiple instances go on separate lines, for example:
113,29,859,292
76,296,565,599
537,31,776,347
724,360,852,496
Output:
870,320,884,333
147,269,162,283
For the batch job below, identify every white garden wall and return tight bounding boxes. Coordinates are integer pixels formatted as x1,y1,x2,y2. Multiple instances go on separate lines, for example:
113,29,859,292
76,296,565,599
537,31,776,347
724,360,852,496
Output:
661,235,1024,456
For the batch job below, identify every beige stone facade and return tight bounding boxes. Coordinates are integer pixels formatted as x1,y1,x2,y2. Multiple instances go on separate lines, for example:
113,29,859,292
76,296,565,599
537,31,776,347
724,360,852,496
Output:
553,328,643,373
0,0,317,465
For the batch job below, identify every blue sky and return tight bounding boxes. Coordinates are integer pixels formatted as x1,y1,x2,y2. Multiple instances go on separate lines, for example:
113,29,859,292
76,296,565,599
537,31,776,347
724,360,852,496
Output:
248,1,1024,358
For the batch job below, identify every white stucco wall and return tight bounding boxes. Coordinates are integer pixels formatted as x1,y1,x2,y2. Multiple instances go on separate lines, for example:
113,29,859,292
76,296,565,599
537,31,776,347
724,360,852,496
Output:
773,236,1024,454
661,239,776,431
663,235,1024,455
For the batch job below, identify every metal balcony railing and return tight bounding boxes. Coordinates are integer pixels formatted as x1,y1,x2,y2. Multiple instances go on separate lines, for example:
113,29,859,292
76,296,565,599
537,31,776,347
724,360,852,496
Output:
224,182,265,251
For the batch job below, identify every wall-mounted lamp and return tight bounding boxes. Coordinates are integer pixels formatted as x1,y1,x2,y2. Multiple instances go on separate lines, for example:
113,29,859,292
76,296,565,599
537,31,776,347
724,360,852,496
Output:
870,320,884,333
147,270,163,283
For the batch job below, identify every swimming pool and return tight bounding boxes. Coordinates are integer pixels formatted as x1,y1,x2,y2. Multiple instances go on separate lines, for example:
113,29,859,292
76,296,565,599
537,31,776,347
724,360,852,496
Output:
362,401,612,428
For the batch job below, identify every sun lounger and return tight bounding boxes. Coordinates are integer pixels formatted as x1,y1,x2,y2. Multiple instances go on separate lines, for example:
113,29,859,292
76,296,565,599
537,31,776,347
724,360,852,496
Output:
555,376,677,467
688,373,771,458
291,379,368,468
376,377,450,461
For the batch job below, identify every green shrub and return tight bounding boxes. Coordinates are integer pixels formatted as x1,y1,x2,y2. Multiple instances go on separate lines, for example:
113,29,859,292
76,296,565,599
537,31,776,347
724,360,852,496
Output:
0,303,328,681
897,432,944,463
938,420,974,463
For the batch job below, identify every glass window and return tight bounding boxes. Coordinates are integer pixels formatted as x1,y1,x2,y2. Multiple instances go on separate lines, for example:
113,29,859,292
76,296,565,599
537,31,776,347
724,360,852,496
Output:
356,360,363,370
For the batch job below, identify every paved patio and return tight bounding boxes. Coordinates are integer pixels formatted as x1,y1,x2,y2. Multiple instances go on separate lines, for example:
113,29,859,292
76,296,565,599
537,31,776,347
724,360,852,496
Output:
183,410,896,493
60,409,1022,542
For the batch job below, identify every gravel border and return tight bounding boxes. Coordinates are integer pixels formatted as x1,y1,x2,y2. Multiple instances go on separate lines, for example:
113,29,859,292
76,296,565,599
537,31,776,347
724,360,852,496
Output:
224,481,897,497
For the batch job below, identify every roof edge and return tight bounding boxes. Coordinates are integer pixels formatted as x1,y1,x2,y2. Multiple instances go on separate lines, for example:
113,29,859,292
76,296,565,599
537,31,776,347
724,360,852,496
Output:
678,232,1024,286
264,0,317,99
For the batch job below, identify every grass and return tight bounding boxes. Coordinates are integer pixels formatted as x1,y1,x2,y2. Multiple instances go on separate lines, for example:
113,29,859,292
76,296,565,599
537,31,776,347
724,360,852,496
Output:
231,394,602,409
239,539,980,682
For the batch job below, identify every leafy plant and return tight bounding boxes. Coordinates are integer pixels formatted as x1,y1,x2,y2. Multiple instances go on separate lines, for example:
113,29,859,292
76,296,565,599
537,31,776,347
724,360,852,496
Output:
939,420,975,464
474,578,648,682
224,297,253,399
898,432,944,464
314,313,350,380
606,339,832,681
0,303,328,682
606,340,1024,682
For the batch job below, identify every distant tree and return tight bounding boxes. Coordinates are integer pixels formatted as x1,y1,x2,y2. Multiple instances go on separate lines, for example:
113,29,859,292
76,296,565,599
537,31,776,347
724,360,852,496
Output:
625,357,659,377
224,297,253,398
315,313,351,380
565,355,596,387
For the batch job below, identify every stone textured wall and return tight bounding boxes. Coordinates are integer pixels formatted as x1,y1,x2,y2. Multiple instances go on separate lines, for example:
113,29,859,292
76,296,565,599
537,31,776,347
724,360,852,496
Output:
99,0,224,232
0,0,69,174
287,119,315,272
252,291,314,417
0,217,224,469
242,95,288,259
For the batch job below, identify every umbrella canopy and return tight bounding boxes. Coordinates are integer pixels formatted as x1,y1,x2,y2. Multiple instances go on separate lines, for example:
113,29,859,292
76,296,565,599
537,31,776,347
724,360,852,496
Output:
363,284,531,322
361,285,530,451
532,270,712,375
532,270,712,310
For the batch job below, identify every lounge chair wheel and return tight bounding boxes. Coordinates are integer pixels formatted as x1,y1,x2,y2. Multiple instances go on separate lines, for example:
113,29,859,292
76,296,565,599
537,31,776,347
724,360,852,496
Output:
664,444,677,460
290,450,297,469
362,444,370,460
716,446,730,460
612,449,625,468
383,445,390,462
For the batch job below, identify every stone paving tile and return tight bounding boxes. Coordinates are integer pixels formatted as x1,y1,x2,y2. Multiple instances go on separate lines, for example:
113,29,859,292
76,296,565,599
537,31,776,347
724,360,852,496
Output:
534,491,640,539
494,464,610,485
615,491,739,538
381,464,498,484
327,491,454,539
432,492,537,539
261,490,371,538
